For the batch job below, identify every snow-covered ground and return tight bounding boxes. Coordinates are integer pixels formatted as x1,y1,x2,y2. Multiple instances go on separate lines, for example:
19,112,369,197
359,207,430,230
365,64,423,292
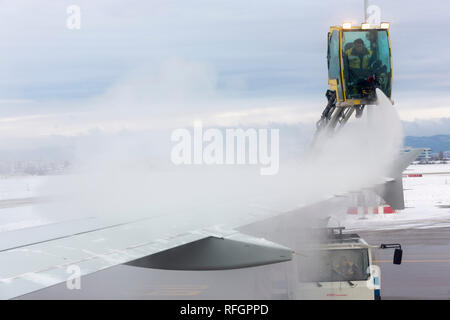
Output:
405,163,450,174
0,175,69,232
342,163,450,231
0,175,45,200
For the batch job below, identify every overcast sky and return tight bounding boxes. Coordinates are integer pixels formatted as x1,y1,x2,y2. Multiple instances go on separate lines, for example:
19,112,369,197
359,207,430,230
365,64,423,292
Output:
0,0,449,158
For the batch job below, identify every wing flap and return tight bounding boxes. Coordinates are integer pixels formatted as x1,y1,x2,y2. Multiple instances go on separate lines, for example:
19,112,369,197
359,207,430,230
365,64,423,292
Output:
126,231,293,270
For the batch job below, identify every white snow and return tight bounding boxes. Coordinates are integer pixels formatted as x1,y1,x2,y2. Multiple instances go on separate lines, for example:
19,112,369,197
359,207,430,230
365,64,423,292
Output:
341,163,450,231
0,176,44,200
0,175,65,232
405,163,450,174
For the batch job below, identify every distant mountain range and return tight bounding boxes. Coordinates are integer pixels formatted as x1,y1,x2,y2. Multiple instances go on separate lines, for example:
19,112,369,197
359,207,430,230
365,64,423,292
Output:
404,135,450,153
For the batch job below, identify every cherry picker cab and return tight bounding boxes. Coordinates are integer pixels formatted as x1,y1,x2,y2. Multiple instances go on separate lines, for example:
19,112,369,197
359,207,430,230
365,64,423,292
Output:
329,22,392,106
314,22,393,140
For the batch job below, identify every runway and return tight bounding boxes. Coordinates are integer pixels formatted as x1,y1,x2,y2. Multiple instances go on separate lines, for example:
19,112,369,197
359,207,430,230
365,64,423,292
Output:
360,227,450,299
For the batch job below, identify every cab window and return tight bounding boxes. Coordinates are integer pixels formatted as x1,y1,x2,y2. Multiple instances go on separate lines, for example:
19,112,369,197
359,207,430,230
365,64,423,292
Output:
342,30,392,99
298,249,370,282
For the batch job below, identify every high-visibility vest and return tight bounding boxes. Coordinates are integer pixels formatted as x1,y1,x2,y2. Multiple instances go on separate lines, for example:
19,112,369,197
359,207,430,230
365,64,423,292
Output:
345,47,372,70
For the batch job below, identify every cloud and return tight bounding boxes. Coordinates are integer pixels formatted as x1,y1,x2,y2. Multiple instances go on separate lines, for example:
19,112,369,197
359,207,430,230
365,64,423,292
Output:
2,1,449,104
402,118,450,137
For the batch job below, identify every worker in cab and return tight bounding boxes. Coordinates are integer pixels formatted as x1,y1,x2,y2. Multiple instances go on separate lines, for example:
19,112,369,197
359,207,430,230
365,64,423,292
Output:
332,255,364,281
333,256,354,280
344,38,373,81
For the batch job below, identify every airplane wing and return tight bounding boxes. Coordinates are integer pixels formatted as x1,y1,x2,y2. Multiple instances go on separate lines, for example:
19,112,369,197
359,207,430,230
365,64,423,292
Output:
0,204,297,299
